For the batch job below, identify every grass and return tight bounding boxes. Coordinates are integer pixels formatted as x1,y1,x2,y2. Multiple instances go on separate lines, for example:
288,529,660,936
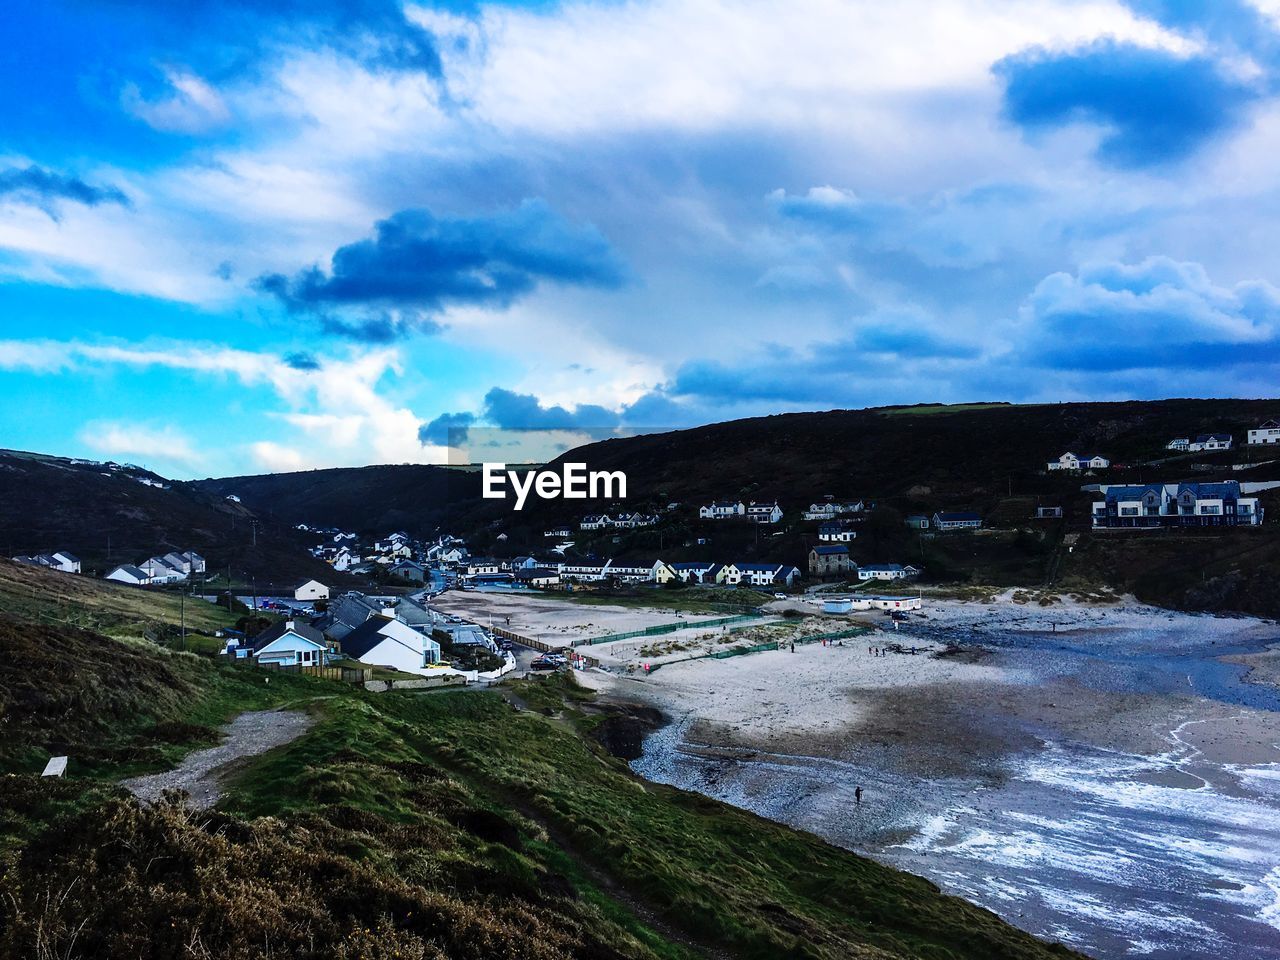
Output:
209,678,1078,959
0,558,238,641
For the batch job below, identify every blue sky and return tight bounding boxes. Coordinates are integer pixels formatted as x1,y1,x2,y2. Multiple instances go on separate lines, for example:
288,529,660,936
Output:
3,0,1280,477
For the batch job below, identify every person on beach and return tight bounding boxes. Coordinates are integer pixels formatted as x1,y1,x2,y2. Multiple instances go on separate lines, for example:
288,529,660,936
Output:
855,786,863,805
790,642,795,653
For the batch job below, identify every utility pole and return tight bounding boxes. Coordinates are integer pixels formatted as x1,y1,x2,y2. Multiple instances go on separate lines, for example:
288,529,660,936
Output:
180,589,186,651
250,519,259,547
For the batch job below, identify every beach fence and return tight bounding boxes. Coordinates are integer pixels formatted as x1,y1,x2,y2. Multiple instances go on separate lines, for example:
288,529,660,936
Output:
571,613,762,647
235,659,373,683
642,627,868,674
490,625,600,669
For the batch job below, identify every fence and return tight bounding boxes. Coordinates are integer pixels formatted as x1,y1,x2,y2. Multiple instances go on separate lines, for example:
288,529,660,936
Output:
489,625,600,669
234,658,373,683
643,627,868,673
570,613,762,647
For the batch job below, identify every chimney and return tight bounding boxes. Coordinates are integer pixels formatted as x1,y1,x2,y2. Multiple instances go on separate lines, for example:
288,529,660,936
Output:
381,605,397,619
285,620,295,630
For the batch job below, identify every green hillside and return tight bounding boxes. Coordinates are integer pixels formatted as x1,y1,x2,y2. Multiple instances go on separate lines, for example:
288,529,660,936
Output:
0,561,1080,960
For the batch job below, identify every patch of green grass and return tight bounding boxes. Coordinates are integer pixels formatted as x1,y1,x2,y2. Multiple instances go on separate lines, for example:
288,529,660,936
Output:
553,586,773,615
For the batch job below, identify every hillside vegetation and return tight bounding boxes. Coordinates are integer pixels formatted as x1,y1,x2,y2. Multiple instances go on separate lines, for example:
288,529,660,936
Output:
0,449,347,589
0,561,1080,960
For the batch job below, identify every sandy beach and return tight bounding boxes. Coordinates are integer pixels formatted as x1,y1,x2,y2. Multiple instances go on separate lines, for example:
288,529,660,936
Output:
569,590,1280,960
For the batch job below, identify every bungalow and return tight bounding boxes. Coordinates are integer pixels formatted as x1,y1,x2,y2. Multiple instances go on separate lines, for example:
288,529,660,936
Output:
1092,481,1263,528
1189,433,1233,452
580,514,612,531
746,501,784,524
294,579,330,601
509,556,538,571
698,501,745,520
49,551,81,573
1047,452,1111,471
818,520,858,542
440,547,468,565
389,559,426,583
340,615,441,674
105,563,151,585
544,526,573,538
932,511,983,531
1247,419,1280,445
465,558,501,576
651,560,678,584
904,515,930,530
809,544,855,577
1166,438,1191,452
250,620,328,667
515,567,561,587
857,564,919,581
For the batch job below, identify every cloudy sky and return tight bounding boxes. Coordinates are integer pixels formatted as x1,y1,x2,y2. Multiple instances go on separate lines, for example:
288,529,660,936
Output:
2,0,1280,477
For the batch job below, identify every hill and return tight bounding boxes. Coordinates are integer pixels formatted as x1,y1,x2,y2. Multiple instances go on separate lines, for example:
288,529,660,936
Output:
195,399,1280,534
0,449,351,590
0,561,1080,960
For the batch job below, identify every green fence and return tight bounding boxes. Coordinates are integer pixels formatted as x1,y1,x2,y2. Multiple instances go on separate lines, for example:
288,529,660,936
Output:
642,627,868,672
571,613,762,647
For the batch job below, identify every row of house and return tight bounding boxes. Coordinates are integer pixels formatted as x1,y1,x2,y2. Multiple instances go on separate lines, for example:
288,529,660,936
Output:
579,512,660,531
803,499,866,520
652,560,801,588
1249,419,1280,445
105,550,206,586
1092,481,1263,528
697,500,785,523
11,551,81,573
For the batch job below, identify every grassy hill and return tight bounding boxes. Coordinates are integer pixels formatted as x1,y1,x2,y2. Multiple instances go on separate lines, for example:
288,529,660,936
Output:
0,449,351,590
0,562,1080,960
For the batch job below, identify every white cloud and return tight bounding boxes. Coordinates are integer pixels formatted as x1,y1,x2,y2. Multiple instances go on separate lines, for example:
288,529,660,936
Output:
80,420,203,469
122,67,231,134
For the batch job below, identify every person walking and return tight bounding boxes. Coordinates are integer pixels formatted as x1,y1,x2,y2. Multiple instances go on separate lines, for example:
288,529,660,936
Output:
855,785,863,805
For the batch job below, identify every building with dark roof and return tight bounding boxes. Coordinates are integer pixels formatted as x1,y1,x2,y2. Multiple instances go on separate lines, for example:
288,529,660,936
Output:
1092,481,1262,528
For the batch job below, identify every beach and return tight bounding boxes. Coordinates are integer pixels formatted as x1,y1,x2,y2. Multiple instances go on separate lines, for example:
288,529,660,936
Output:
569,592,1280,959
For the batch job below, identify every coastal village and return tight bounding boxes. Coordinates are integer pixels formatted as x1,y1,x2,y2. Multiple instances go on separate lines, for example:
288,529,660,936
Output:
10,418,1276,686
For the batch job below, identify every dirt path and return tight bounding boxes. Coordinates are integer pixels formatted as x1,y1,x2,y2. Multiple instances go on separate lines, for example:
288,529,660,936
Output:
121,709,313,809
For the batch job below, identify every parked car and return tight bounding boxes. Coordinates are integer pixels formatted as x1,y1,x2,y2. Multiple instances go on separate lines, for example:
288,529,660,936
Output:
529,656,559,671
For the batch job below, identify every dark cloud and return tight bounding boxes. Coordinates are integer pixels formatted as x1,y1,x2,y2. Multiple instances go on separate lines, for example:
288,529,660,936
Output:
282,351,320,370
0,165,130,212
993,40,1259,167
258,201,626,339
418,411,476,447
481,387,621,431
1020,256,1280,370
318,313,444,343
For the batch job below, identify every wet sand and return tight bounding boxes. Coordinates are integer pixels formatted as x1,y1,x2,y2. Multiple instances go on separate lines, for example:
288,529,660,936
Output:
582,595,1280,959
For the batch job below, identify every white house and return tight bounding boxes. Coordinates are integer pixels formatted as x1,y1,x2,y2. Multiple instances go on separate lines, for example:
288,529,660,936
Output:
1092,481,1262,528
250,620,329,667
1189,433,1233,452
340,614,440,674
105,564,151,585
579,514,612,531
726,563,799,587
932,511,983,531
294,579,330,601
141,557,187,583
857,564,920,581
698,501,745,520
1248,419,1280,445
1166,438,1190,451
45,552,77,574
746,501,784,524
608,562,654,582
1047,452,1110,471
851,595,923,611
464,558,501,576
818,521,858,542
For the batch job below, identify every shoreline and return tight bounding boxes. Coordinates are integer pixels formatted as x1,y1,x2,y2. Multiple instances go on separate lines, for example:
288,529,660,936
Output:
577,594,1280,960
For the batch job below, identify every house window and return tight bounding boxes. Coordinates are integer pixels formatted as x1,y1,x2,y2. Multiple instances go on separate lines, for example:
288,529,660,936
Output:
1120,507,1139,516
1200,505,1221,515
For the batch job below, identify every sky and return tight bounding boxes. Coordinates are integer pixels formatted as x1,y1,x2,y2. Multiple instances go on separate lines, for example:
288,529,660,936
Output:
3,0,1280,478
